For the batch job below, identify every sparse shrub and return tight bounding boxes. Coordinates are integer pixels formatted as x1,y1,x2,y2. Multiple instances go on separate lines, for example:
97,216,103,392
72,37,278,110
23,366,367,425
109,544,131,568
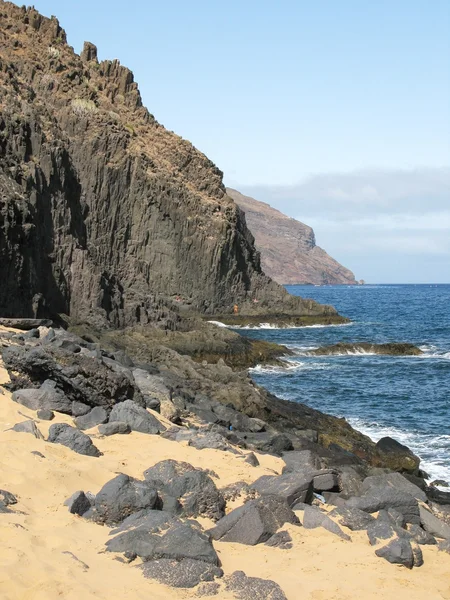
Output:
71,98,98,117
124,123,136,136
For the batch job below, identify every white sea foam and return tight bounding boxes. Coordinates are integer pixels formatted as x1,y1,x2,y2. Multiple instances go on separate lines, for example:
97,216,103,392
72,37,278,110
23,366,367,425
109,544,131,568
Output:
348,418,450,485
233,322,354,330
250,360,332,375
207,320,230,328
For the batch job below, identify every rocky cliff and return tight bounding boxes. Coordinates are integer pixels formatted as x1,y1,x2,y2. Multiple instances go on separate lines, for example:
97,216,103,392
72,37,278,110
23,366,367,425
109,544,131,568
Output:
0,2,342,327
227,188,356,286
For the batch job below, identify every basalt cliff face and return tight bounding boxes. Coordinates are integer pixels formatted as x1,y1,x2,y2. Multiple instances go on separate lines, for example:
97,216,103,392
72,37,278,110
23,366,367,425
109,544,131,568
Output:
227,188,357,286
0,3,341,327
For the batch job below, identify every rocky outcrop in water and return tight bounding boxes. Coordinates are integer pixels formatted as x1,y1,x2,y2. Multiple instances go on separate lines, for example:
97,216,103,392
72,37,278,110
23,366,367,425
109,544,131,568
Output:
0,2,341,328
309,343,423,356
227,188,357,286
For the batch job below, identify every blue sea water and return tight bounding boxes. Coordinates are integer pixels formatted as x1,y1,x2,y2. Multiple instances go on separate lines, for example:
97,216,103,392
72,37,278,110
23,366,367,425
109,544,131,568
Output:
238,284,450,483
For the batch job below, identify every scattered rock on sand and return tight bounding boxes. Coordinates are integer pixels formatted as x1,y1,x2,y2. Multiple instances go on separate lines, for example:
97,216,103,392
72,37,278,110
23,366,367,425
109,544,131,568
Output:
141,558,223,588
74,406,109,430
98,421,131,436
92,474,158,525
224,570,288,600
12,420,44,440
65,491,92,516
48,423,101,457
109,400,164,434
209,495,299,545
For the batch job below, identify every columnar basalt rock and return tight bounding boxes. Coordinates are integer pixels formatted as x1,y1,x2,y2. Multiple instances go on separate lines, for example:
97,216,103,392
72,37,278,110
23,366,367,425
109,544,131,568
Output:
0,2,341,328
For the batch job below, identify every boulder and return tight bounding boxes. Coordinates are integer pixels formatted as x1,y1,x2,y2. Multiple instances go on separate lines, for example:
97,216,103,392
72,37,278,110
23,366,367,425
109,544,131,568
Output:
346,487,420,523
71,401,91,417
107,519,219,565
37,409,54,420
132,369,170,409
406,524,437,545
367,520,408,546
109,400,164,434
143,460,225,521
419,505,450,540
251,472,314,507
48,423,101,457
302,505,350,540
375,437,420,473
98,421,131,436
375,538,414,568
74,406,109,430
224,570,287,600
209,495,299,545
64,491,92,516
282,450,322,474
93,474,158,525
361,472,427,502
141,558,223,588
12,420,44,439
328,506,375,531
0,318,52,330
12,380,72,414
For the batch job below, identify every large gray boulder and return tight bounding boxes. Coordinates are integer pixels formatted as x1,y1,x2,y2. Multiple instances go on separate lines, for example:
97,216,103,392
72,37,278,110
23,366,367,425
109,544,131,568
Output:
48,423,101,457
346,487,420,524
328,506,375,531
93,474,158,525
361,472,427,503
74,406,109,430
107,519,219,565
209,495,299,545
109,400,164,434
282,450,322,474
419,505,450,540
12,380,72,414
143,460,225,521
375,538,415,568
251,472,314,507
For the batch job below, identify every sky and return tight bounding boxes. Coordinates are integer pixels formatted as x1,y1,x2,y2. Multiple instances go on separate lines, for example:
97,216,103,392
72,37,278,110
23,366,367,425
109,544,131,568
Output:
32,0,450,282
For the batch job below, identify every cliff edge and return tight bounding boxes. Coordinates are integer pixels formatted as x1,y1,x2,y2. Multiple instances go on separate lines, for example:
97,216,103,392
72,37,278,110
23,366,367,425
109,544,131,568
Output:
227,188,357,286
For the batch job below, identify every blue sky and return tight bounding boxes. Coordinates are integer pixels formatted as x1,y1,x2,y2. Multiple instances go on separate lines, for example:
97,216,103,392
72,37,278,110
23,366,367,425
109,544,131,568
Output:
32,1,450,282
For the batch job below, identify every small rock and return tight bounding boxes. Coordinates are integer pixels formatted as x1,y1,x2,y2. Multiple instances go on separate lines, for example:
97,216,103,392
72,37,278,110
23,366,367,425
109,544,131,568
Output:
65,491,92,516
109,400,164,434
328,506,375,531
37,409,54,421
48,423,101,457
243,452,259,467
0,489,17,506
141,558,223,588
419,504,450,540
224,570,288,600
264,530,293,549
12,420,44,439
302,505,351,540
98,421,131,436
71,401,91,417
406,523,437,545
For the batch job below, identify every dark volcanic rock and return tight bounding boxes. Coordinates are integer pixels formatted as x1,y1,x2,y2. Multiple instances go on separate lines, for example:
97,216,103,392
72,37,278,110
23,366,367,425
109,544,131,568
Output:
0,3,340,328
64,491,92,516
209,495,299,545
224,570,288,600
419,505,450,540
406,524,437,545
107,519,219,565
93,474,158,525
309,343,422,357
264,530,293,549
375,437,420,473
74,406,109,430
0,489,17,507
346,487,420,524
375,538,415,568
12,380,71,414
3,346,141,409
37,409,54,420
302,506,350,540
141,558,223,588
360,472,427,503
48,423,101,457
98,421,131,436
109,400,163,434
0,318,52,330
143,460,225,521
251,472,314,507
328,506,375,531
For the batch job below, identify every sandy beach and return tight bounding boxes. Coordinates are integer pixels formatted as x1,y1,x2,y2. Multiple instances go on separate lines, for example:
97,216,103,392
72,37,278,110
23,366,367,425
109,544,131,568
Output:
1,338,449,600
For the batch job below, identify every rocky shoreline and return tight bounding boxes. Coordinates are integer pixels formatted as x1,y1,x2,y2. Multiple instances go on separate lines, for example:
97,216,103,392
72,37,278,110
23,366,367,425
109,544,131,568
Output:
1,319,450,598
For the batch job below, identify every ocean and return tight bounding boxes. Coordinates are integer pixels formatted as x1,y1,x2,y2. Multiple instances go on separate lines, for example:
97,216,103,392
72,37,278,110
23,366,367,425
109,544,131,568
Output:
238,284,450,483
